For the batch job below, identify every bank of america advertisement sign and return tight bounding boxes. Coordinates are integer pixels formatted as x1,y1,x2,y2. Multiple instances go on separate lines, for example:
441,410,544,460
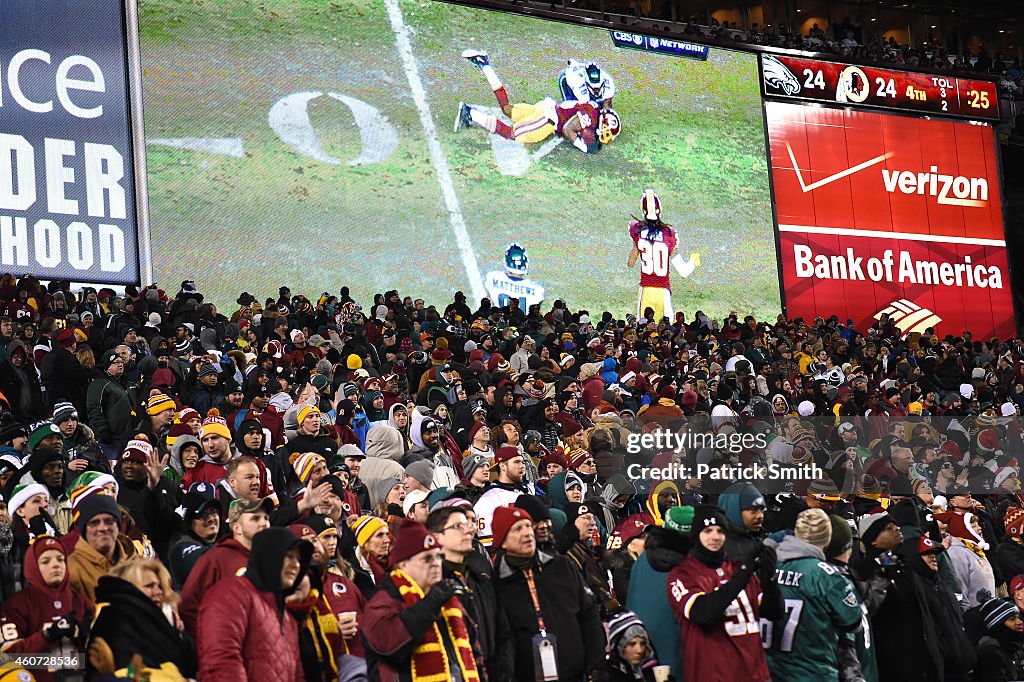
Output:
766,101,1013,339
0,0,143,284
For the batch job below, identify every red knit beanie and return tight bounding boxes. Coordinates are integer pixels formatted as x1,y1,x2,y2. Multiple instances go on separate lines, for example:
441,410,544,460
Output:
540,447,569,472
388,519,439,569
492,505,531,550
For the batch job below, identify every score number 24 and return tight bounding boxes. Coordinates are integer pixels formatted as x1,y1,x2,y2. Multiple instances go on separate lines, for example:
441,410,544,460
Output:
801,69,897,98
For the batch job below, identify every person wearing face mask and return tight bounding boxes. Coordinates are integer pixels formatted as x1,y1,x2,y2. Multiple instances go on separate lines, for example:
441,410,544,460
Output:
0,535,93,680
973,598,1024,681
667,504,781,682
197,527,314,682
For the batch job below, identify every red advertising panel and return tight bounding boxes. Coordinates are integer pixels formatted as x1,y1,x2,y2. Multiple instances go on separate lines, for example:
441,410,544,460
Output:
766,101,1014,338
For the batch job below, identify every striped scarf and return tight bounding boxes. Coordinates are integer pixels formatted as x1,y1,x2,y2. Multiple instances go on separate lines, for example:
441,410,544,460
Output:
390,569,480,682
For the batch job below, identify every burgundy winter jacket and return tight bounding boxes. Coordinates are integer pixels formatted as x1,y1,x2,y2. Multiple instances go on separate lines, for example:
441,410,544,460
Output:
581,374,606,412
178,537,250,635
197,575,303,682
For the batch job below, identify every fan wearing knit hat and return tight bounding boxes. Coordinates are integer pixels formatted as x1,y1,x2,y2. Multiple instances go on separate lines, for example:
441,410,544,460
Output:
27,422,62,454
348,514,391,589
180,409,235,490
0,532,94,667
994,466,1019,493
858,509,902,553
9,482,51,526
764,508,862,681
935,510,996,608
362,519,480,682
666,503,778,682
606,610,660,679
975,597,1024,678
292,452,328,490
460,453,490,493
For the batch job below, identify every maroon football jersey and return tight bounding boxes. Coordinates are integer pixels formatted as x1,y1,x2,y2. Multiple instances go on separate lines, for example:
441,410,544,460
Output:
554,100,598,145
667,554,771,682
630,220,678,289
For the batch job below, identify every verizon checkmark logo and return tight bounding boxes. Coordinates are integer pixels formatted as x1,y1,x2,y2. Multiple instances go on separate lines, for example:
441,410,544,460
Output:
785,143,989,207
785,142,894,192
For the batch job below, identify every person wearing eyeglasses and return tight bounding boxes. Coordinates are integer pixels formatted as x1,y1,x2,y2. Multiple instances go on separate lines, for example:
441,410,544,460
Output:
86,350,139,459
428,505,507,679
68,494,138,602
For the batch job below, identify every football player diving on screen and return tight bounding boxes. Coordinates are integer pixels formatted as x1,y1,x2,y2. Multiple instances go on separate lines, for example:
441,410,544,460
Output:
627,189,701,321
454,49,621,154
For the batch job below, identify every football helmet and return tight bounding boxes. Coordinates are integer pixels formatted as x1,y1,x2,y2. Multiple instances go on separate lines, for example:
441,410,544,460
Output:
597,109,621,144
504,242,529,279
641,188,661,221
585,62,604,97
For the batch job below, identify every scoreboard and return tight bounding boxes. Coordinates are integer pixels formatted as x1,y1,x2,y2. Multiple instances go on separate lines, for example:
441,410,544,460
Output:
759,54,1014,339
762,54,999,121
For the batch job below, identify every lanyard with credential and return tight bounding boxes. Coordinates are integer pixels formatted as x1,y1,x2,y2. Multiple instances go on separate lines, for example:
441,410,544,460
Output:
523,568,548,636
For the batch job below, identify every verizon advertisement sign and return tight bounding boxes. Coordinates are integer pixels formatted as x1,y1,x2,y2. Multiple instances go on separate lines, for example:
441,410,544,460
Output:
0,0,145,284
766,101,1014,338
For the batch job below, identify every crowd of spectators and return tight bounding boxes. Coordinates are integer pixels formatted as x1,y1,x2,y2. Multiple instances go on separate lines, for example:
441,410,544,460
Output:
585,0,1024,99
682,15,1024,95
2,272,1024,681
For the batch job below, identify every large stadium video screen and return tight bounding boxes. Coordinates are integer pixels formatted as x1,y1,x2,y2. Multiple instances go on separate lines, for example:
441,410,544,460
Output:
139,0,781,317
761,55,1013,339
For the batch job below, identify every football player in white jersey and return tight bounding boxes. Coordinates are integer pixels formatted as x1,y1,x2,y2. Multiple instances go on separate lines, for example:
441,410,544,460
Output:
559,58,616,110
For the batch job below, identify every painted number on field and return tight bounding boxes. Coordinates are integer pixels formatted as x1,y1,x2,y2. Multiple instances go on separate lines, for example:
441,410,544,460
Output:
149,91,399,167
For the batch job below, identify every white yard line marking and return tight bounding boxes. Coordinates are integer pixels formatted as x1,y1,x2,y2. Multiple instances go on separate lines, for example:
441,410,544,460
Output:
148,137,246,157
384,0,486,302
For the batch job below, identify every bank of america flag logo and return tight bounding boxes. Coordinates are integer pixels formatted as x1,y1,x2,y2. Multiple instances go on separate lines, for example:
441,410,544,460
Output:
874,299,942,337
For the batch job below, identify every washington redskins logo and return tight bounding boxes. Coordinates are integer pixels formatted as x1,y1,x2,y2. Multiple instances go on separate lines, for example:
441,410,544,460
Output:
837,66,869,103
